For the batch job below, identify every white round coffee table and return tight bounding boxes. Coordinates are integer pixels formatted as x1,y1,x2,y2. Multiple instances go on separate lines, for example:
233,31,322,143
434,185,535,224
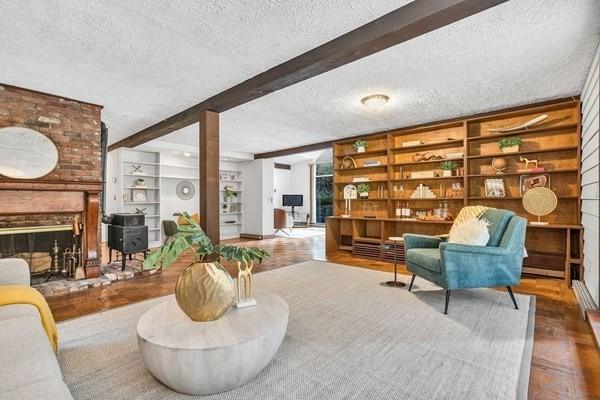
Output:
137,291,289,395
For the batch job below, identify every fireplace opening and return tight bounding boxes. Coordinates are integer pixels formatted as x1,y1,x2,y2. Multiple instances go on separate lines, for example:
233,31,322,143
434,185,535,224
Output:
0,224,79,283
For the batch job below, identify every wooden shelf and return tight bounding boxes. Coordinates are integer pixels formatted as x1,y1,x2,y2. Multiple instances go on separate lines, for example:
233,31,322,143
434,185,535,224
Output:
391,176,463,182
335,198,388,201
334,165,387,172
396,197,464,201
334,149,388,157
467,168,579,177
467,146,578,160
391,157,463,167
334,179,388,184
329,100,582,281
122,160,160,166
353,237,382,244
468,195,579,200
466,123,578,142
391,138,464,151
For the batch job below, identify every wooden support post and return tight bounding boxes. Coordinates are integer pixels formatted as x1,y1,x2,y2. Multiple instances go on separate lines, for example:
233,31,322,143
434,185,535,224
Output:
199,110,220,245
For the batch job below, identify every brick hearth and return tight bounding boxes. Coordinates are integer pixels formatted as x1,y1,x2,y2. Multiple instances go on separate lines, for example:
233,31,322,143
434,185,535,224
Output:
33,260,159,297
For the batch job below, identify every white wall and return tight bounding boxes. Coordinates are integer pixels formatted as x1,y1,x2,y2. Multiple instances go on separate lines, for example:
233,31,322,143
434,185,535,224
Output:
273,167,292,208
273,161,312,221
581,42,600,306
241,159,274,236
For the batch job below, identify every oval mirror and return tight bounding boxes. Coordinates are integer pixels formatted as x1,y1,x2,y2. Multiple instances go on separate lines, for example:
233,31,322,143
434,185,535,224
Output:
0,127,59,179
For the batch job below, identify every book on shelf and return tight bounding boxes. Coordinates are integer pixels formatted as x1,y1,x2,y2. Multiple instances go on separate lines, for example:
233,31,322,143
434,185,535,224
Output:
410,171,436,179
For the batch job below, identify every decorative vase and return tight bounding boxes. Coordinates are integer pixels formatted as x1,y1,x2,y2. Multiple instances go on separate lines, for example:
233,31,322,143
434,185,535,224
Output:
442,170,453,177
175,262,235,322
502,145,519,153
359,192,369,199
356,146,366,153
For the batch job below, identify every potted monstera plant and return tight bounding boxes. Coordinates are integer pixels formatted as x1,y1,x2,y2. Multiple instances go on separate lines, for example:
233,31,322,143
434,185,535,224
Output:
143,212,269,321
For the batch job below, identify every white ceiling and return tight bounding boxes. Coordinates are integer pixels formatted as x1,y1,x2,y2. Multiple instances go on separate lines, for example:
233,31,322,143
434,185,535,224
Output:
1,1,599,156
0,0,403,145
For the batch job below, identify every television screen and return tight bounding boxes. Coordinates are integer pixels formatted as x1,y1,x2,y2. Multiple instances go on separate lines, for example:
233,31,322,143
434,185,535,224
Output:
282,194,303,207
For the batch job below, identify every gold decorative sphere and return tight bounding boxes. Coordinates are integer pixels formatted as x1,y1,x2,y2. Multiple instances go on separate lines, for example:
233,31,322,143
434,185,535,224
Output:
491,157,507,173
175,262,235,322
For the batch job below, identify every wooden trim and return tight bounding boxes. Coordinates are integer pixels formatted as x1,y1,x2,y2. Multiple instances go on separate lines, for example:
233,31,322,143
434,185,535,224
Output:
255,97,579,159
0,180,103,192
239,233,274,240
199,110,220,245
108,0,508,151
0,190,85,215
84,192,100,277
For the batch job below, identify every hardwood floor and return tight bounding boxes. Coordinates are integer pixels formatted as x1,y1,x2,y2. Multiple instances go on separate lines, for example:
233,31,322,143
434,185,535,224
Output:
46,233,599,399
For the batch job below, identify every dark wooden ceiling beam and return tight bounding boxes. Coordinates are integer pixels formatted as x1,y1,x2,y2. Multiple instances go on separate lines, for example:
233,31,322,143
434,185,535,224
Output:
108,0,507,152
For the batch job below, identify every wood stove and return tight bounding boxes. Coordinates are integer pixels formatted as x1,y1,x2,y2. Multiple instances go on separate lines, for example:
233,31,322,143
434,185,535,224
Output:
106,213,148,271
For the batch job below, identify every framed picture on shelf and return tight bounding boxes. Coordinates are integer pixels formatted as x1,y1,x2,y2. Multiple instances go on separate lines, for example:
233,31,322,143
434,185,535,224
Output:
520,174,550,196
123,193,130,202
484,178,506,198
131,189,147,202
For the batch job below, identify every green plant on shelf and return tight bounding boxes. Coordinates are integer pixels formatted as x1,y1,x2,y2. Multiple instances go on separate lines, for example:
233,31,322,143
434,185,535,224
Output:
353,139,368,152
224,188,238,202
440,161,458,170
497,136,522,149
357,183,370,197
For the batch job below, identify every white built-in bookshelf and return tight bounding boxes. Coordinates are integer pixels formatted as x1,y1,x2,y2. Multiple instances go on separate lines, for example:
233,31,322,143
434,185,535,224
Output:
220,169,243,240
108,149,243,245
116,149,162,247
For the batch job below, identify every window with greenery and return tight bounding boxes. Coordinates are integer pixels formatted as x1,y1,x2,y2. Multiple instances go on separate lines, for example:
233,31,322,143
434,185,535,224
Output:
314,161,333,224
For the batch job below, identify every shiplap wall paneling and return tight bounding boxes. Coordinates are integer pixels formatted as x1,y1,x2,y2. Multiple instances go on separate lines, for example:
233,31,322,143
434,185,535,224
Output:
581,42,600,306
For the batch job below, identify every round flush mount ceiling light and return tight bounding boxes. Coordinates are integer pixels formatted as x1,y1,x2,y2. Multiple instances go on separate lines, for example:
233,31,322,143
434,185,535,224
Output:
183,152,191,157
361,94,390,111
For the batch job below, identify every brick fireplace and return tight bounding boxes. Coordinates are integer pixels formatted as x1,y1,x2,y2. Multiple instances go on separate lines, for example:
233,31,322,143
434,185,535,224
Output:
0,84,103,278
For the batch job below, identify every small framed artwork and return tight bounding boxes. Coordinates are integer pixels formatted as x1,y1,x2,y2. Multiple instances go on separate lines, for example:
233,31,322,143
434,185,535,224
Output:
484,178,506,198
123,193,130,202
132,189,147,202
520,174,550,196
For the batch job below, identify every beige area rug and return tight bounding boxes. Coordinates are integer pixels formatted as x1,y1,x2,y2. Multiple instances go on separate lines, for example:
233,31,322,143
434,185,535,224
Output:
57,260,535,400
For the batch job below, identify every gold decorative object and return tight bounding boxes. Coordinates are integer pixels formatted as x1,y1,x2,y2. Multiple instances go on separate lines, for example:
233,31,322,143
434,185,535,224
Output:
175,262,235,321
522,187,557,225
491,157,507,174
235,261,256,309
340,155,357,169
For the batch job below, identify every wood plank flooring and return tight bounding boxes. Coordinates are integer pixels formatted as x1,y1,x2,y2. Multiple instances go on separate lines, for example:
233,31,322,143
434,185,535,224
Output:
46,233,599,400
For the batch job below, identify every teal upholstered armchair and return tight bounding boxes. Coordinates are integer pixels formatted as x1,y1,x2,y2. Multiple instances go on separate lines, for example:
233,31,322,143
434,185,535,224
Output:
403,209,527,314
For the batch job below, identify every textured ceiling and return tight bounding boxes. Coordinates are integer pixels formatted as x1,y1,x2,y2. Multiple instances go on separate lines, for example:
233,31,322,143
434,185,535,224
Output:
1,1,599,156
163,0,600,154
0,0,404,146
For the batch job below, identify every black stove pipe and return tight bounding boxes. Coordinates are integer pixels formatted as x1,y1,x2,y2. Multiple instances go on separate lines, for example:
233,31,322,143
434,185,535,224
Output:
100,122,112,224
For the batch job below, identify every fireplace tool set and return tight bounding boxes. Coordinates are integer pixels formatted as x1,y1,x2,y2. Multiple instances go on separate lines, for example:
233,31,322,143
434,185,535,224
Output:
45,216,84,281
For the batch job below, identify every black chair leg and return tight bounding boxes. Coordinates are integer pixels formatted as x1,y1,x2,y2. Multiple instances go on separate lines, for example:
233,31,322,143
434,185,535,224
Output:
444,290,451,314
506,286,519,309
408,274,416,292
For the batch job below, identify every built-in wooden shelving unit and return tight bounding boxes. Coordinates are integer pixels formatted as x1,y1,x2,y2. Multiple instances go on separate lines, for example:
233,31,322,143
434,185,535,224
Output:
327,98,583,284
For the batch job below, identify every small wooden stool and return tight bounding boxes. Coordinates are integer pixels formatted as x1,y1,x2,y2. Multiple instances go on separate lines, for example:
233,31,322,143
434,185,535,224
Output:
383,237,406,288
